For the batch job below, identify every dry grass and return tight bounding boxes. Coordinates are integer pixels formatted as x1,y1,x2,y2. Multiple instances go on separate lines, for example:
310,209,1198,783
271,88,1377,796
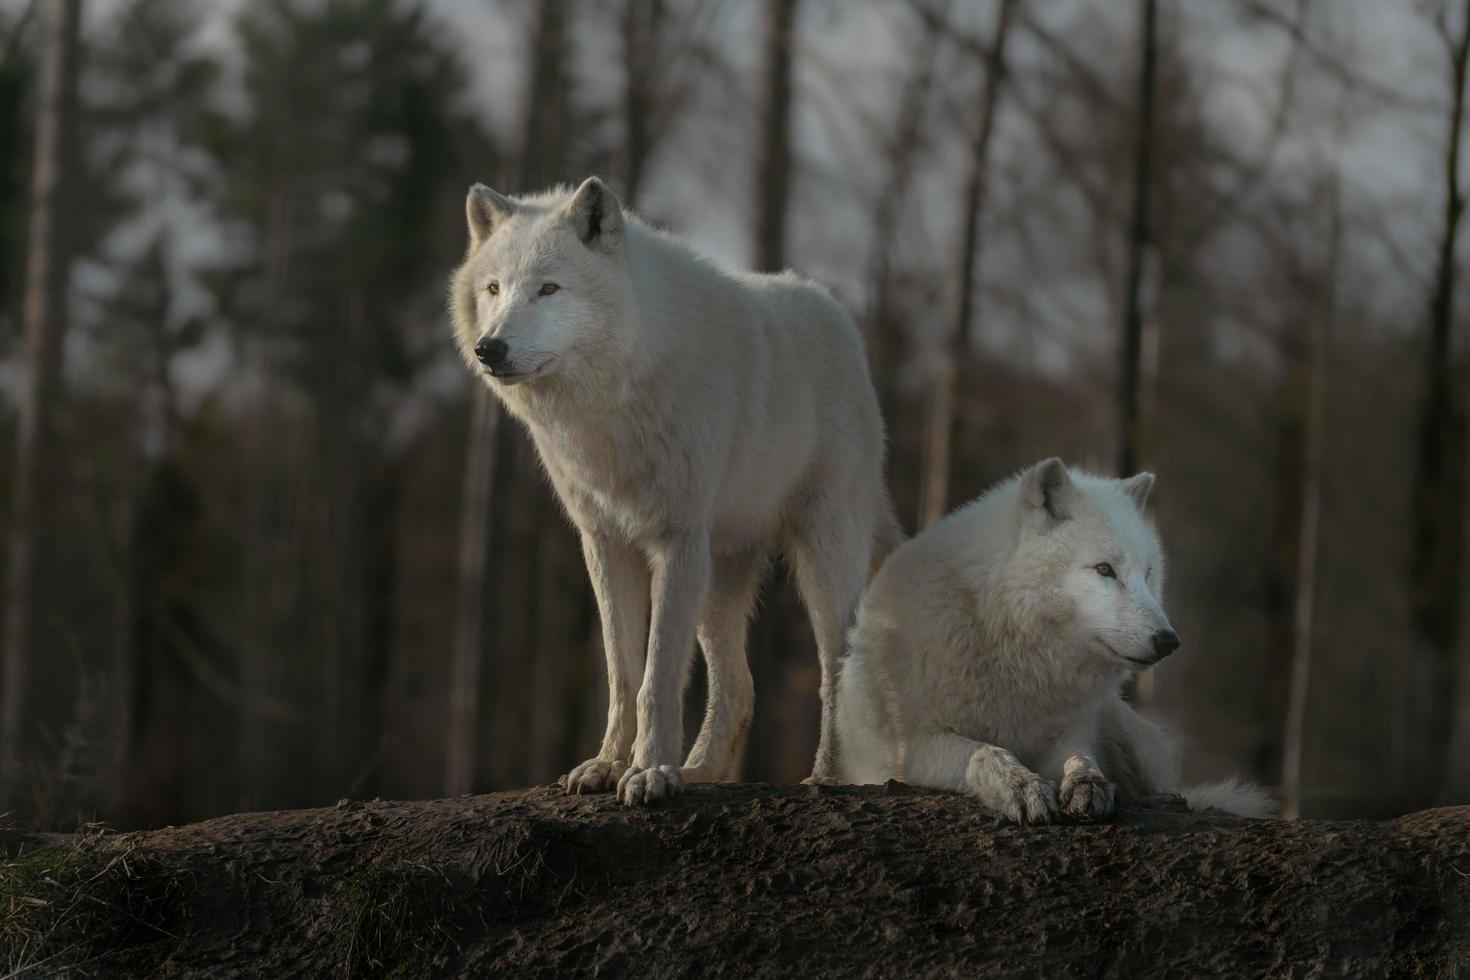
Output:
326,818,576,978
329,862,462,980
0,827,180,978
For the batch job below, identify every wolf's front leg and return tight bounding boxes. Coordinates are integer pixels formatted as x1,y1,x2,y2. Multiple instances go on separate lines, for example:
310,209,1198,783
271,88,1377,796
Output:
1056,752,1115,820
905,733,1058,824
966,744,1060,824
619,532,710,805
562,531,649,795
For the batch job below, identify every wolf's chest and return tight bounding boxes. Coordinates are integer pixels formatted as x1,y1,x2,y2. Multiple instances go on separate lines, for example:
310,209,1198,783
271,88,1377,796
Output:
534,422,686,537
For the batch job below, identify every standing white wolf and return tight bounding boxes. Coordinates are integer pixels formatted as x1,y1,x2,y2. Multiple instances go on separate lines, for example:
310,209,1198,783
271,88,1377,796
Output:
835,458,1273,822
450,177,895,805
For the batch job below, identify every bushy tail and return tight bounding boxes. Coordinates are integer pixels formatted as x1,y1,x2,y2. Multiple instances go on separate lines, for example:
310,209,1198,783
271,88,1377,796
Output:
1181,778,1277,818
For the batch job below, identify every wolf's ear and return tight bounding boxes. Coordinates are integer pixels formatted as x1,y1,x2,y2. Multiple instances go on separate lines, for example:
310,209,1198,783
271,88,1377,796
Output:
560,176,624,251
466,184,514,247
1019,457,1075,523
1120,472,1155,511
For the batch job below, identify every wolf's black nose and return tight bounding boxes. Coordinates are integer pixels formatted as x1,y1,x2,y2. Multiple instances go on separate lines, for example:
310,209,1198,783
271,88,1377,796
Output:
1152,629,1181,658
475,337,508,367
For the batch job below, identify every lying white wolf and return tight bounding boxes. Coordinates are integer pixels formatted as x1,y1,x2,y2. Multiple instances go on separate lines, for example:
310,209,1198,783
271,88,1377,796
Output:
451,177,895,804
835,458,1272,821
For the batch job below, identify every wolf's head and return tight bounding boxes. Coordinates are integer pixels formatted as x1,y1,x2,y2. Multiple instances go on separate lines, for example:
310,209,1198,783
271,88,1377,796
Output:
450,177,632,389
1010,457,1178,671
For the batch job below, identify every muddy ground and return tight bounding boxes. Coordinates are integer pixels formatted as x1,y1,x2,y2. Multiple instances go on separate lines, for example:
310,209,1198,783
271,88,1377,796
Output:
2,783,1467,978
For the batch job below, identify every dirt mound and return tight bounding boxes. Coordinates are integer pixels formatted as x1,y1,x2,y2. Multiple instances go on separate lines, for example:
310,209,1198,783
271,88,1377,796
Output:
3,784,1467,977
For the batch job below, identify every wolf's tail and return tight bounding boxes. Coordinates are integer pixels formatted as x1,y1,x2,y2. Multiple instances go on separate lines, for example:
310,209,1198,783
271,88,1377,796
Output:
1181,778,1276,818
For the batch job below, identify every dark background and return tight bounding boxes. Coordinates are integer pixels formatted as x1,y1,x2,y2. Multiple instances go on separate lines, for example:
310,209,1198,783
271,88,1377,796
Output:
1,0,1467,830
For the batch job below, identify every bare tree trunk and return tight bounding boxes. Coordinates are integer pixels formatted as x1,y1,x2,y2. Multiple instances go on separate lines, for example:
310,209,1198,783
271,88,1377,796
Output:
1131,307,1165,710
620,0,665,207
1116,0,1157,478
530,519,583,779
445,390,499,796
1410,0,1469,804
109,419,143,816
315,277,394,803
1,0,80,808
446,0,572,793
518,0,568,191
239,141,296,811
1281,178,1340,820
1261,311,1308,784
112,306,181,820
753,0,798,273
869,1,944,299
916,0,1016,531
867,0,948,468
744,0,802,780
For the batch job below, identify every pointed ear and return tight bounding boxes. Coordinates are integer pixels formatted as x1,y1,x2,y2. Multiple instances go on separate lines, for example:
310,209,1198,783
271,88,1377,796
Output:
466,183,514,247
1120,472,1155,511
1019,457,1075,522
560,176,624,250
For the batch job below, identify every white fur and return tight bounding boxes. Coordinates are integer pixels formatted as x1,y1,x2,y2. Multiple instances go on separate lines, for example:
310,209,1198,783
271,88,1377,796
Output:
451,178,897,805
1181,778,1277,818
835,458,1274,821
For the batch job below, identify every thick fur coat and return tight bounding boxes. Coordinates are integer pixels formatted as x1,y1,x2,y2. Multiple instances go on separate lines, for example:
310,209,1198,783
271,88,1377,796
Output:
835,458,1273,821
451,177,896,804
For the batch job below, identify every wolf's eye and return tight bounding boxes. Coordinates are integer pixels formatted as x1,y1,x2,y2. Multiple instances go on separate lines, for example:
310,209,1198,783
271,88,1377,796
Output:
487,282,500,296
538,283,559,296
1094,563,1116,579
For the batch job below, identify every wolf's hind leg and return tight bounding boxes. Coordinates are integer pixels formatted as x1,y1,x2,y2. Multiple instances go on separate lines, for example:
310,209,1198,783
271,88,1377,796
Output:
792,496,874,783
684,548,764,783
1095,696,1180,804
905,733,1058,824
562,532,649,794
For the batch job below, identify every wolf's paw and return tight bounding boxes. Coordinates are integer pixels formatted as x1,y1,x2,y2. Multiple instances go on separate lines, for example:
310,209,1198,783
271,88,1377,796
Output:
998,773,1059,824
1059,768,1115,821
969,745,1058,824
561,758,628,795
617,764,684,806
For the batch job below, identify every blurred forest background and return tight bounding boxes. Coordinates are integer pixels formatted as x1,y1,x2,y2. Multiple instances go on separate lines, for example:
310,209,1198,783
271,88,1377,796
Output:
0,0,1467,830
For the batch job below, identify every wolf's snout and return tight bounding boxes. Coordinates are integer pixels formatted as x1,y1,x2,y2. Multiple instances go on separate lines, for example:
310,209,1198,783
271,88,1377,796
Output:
475,337,508,368
1151,629,1180,659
